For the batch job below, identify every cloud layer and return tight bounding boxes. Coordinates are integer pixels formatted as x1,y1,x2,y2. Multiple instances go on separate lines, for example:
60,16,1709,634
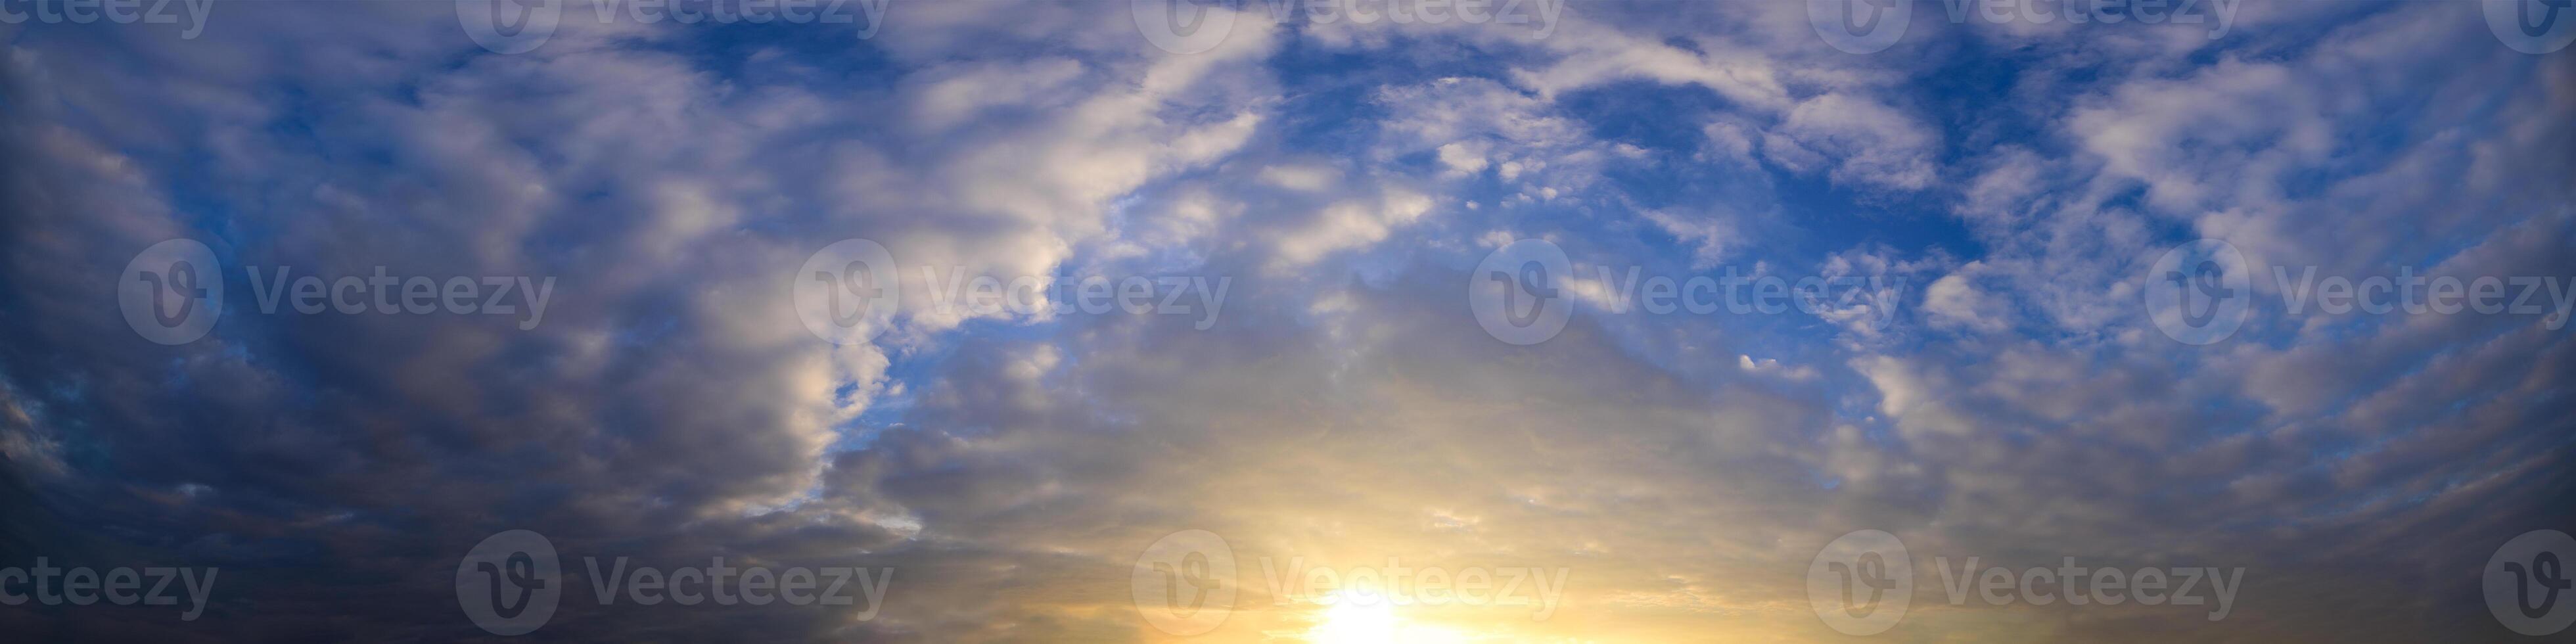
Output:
1,1,2571,641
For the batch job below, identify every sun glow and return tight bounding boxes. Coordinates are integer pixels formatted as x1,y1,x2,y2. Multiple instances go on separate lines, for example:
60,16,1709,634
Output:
1301,590,1486,644
1308,591,1400,642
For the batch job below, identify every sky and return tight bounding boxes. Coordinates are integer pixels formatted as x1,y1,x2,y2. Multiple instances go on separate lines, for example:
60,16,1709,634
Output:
1,0,2573,641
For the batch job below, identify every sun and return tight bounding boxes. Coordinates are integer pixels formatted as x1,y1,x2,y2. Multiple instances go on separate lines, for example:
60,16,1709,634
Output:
1307,591,1402,643
1301,590,1490,644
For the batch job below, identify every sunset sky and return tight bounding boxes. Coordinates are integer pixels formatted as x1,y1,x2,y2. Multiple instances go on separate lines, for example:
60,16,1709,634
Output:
1,0,2572,641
